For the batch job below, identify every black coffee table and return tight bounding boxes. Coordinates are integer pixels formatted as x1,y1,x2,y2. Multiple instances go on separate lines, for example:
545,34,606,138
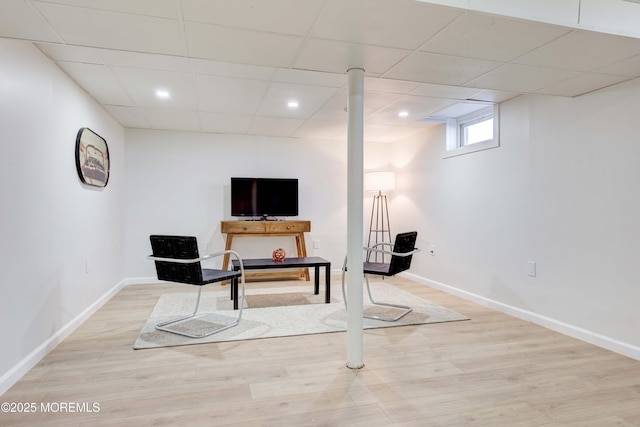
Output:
230,256,331,310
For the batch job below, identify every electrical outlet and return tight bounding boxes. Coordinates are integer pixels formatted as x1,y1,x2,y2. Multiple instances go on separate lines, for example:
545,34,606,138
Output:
313,240,320,249
527,261,536,277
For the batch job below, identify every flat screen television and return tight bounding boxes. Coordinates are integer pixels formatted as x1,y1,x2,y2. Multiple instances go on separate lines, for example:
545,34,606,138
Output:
231,177,298,219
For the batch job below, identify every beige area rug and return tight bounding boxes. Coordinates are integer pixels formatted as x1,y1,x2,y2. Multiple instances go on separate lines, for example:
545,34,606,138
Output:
133,282,469,349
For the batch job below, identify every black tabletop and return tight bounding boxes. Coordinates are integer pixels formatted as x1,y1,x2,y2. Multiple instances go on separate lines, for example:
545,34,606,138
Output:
232,256,330,269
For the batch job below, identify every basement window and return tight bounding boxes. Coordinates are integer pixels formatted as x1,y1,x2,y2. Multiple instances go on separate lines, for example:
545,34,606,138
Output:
444,104,500,158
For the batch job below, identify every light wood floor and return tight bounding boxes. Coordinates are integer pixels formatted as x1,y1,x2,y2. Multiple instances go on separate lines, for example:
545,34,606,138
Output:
3,276,640,426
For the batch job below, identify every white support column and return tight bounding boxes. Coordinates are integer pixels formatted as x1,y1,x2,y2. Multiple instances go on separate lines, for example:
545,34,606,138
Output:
346,68,365,369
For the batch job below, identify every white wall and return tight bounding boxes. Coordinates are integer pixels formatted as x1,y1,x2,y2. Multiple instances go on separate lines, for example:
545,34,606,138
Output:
124,130,358,278
123,130,396,278
391,79,640,357
0,39,126,393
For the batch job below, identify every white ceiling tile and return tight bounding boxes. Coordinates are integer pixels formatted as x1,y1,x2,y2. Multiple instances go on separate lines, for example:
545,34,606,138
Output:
141,109,201,131
256,83,339,119
429,101,493,118
535,73,630,97
191,59,275,80
312,89,410,122
372,126,429,143
56,62,132,105
467,89,520,103
199,112,252,134
362,92,406,117
186,22,303,68
248,116,305,137
420,11,571,62
385,52,502,85
182,0,325,36
100,50,192,73
294,38,411,75
514,29,640,72
311,0,462,49
415,0,468,7
196,75,269,114
33,2,185,55
0,0,60,42
35,43,104,64
103,105,151,128
595,55,640,78
273,69,346,88
409,83,483,100
112,67,196,110
370,95,458,124
312,89,433,123
312,90,348,122
34,0,179,19
364,78,420,94
466,63,579,92
292,120,346,140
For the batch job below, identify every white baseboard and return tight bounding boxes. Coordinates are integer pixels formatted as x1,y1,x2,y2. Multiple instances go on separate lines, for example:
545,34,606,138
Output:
0,279,127,396
124,276,157,286
402,272,640,361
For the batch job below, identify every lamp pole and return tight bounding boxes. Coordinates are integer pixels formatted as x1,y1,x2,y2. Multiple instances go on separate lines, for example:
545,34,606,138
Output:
365,172,394,263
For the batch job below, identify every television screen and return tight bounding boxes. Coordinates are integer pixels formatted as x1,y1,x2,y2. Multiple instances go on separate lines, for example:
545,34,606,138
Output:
231,178,298,218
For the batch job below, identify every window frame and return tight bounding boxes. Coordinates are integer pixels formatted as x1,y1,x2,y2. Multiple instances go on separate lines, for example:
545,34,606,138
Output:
444,104,500,158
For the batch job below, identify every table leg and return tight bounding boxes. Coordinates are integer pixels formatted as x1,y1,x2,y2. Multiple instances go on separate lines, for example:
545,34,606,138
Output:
314,265,320,295
295,233,311,281
325,265,330,303
232,276,238,310
222,233,234,285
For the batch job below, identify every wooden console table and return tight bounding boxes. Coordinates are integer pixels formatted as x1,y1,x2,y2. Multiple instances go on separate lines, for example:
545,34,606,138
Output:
221,220,311,282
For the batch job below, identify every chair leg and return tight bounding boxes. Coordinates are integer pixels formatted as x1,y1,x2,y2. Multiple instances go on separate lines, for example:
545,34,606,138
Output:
363,274,412,322
155,281,244,338
342,261,412,322
341,256,348,311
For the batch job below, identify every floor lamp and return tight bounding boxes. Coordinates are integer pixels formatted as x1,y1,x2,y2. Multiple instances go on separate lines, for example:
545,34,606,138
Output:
365,171,395,263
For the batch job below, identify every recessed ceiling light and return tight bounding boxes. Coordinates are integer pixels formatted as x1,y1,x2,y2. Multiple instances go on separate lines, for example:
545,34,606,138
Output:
287,100,299,109
155,89,170,99
398,111,409,118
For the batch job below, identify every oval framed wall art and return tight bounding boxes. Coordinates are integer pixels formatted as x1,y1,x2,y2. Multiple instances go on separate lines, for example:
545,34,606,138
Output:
75,127,110,188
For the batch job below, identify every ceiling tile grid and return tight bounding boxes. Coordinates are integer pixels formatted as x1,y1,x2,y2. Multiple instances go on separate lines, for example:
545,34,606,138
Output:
2,0,638,141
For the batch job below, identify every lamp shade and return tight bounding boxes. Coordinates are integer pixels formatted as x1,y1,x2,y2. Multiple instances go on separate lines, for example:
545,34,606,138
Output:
364,171,395,193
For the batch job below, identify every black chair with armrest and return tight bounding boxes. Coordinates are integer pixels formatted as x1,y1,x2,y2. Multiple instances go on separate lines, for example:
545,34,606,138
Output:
342,231,420,322
148,235,246,338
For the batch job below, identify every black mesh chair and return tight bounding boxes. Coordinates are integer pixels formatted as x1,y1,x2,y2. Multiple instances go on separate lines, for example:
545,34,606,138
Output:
148,235,246,338
342,231,420,321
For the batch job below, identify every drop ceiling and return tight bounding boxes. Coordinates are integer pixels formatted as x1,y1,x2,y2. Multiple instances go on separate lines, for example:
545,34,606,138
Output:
2,0,640,143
